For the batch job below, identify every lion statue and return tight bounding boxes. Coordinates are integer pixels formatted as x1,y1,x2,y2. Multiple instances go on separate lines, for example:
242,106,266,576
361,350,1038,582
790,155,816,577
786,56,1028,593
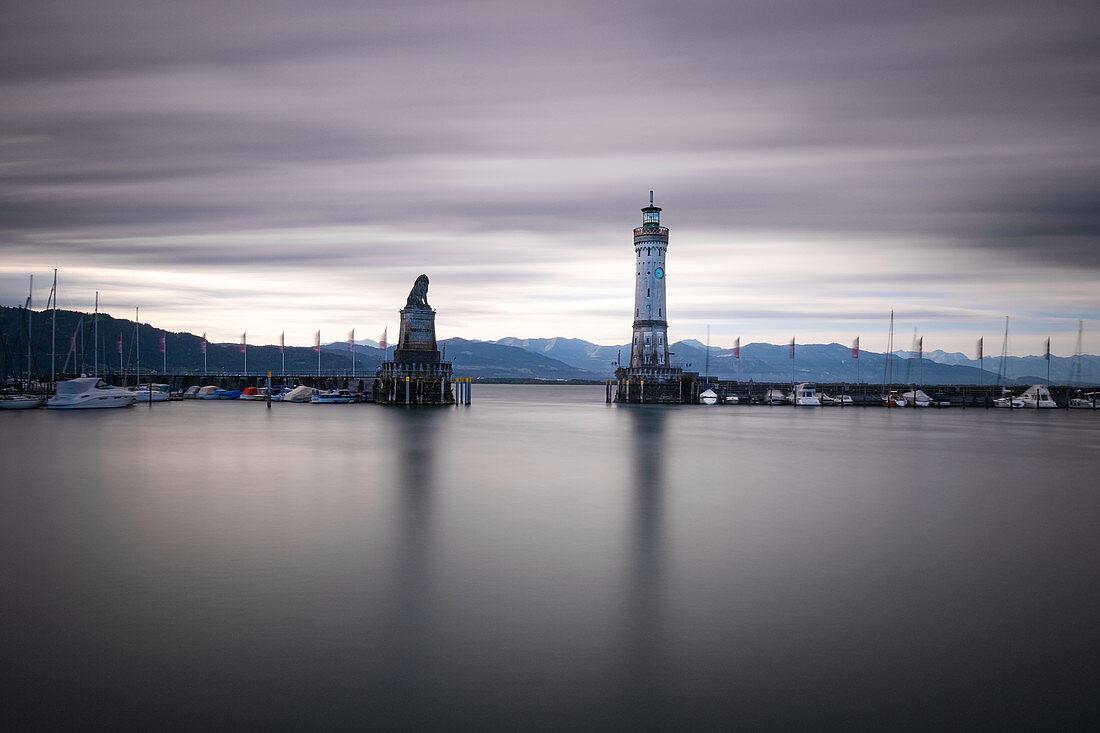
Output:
405,274,430,308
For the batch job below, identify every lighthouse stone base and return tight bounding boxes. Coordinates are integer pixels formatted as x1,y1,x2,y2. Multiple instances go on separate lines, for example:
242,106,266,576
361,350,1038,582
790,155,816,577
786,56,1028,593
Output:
614,366,700,404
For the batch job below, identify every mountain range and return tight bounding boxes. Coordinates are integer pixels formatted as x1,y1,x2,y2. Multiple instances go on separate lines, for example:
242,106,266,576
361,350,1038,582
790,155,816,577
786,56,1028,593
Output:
3,306,1098,385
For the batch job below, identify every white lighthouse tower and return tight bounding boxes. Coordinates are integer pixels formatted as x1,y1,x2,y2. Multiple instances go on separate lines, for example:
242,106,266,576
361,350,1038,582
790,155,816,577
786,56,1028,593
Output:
616,192,697,403
630,191,670,368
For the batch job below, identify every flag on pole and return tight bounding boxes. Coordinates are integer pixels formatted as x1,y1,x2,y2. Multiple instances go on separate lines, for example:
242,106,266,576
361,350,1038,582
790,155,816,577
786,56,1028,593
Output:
851,337,860,359
240,333,246,354
279,332,284,350
117,334,123,354
69,331,76,354
347,329,354,351
917,336,922,361
200,333,206,354
379,327,387,352
733,337,740,360
789,337,795,359
1044,337,1050,361
976,337,983,361
313,331,320,353
159,332,166,354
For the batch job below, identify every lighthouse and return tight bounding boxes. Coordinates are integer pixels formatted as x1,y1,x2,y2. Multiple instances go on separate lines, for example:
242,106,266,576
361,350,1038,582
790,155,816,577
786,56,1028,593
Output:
615,192,698,403
630,192,670,368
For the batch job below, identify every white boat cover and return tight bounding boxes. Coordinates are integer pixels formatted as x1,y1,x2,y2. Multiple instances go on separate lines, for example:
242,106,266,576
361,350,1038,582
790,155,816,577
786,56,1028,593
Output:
700,389,717,398
55,377,102,395
900,390,932,402
196,385,219,395
283,385,315,403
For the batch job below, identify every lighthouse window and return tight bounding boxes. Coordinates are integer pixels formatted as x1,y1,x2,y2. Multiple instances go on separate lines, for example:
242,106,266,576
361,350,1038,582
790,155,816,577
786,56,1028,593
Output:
646,337,650,344
647,288,650,297
658,308,661,316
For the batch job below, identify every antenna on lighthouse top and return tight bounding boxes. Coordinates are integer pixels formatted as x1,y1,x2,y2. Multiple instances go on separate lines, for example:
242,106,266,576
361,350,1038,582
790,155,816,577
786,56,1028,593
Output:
649,190,654,205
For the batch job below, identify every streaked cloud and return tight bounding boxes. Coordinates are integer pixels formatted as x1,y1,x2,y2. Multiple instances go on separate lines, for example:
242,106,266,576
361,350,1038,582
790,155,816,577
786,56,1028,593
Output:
1,0,1097,353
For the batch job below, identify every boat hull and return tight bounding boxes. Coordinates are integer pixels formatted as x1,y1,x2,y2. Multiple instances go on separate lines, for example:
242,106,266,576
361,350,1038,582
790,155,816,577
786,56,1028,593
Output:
0,396,45,409
46,395,136,409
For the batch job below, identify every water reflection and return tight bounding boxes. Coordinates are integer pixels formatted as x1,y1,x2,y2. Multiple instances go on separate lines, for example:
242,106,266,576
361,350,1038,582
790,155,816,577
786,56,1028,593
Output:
384,408,440,723
622,406,669,724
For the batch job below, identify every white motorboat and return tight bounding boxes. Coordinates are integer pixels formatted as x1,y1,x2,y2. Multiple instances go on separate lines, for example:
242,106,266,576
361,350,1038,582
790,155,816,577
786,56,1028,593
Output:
181,385,201,399
46,378,136,409
722,394,739,405
132,383,170,402
268,386,293,402
993,389,1025,408
0,394,45,410
1068,391,1099,409
196,385,220,400
700,388,717,405
787,383,821,406
1018,385,1057,408
311,389,356,404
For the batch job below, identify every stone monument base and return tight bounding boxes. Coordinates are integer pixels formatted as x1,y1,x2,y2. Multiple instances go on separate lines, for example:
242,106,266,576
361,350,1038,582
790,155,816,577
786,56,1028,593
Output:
376,360,454,405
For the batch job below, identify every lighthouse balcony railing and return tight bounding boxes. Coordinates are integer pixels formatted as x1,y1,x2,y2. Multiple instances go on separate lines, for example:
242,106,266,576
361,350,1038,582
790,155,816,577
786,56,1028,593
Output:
633,226,669,236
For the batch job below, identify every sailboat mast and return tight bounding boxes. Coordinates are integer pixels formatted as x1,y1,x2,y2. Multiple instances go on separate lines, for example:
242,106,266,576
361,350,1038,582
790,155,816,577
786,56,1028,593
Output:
51,269,57,385
704,325,710,387
93,291,99,379
27,275,32,382
999,316,1009,386
135,306,140,386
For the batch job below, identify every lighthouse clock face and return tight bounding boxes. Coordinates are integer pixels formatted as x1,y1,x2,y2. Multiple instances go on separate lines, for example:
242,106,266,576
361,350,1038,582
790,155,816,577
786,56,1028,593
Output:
654,267,664,279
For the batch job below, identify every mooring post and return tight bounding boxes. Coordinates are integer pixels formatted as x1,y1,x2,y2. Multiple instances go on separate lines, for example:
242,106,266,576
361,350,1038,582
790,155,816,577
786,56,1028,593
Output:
405,376,409,404
266,370,271,409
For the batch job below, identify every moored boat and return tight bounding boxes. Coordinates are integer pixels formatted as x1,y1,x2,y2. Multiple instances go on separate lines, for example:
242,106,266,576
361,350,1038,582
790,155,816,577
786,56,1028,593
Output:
882,392,908,408
238,387,262,401
196,385,220,400
214,389,242,400
787,383,821,406
700,388,717,405
181,386,201,399
0,393,46,410
762,389,787,405
282,385,315,403
46,378,136,410
1068,391,1099,409
132,383,170,402
899,389,932,408
311,388,356,404
992,388,1025,408
1018,385,1057,408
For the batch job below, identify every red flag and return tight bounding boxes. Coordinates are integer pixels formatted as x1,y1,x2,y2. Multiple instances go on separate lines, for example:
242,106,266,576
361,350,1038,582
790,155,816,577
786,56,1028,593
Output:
117,333,123,354
159,332,166,354
200,333,206,354
733,337,740,360
313,330,320,353
239,333,246,354
851,337,859,359
789,337,795,359
69,331,76,354
347,329,354,352
1044,338,1050,361
379,327,387,352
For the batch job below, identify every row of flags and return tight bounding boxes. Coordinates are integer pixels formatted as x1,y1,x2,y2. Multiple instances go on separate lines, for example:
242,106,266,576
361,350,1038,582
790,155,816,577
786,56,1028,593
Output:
74,329,393,356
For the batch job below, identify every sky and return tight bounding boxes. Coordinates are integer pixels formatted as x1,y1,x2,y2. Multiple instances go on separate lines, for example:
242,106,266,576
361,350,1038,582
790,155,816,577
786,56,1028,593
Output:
1,0,1098,355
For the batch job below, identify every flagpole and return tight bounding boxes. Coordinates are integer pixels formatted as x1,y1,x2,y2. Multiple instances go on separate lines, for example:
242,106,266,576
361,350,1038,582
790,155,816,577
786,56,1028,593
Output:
162,332,166,377
135,307,140,386
280,332,285,378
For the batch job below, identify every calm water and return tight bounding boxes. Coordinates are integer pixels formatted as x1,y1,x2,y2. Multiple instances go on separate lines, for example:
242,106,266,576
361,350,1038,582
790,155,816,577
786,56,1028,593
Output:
4,386,1099,729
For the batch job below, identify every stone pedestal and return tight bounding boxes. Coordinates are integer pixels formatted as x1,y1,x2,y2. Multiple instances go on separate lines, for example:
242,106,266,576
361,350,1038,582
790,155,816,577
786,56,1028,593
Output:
377,303,454,405
614,366,700,404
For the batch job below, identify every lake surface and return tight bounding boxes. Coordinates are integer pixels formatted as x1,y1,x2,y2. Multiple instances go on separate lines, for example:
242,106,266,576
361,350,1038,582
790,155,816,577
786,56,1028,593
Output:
4,386,1099,729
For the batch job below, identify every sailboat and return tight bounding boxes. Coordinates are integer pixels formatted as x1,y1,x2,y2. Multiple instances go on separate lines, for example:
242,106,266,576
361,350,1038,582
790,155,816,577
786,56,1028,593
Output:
881,310,907,407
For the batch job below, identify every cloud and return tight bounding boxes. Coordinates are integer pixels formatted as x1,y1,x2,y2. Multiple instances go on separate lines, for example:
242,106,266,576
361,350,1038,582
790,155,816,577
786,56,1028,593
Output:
1,0,1097,350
